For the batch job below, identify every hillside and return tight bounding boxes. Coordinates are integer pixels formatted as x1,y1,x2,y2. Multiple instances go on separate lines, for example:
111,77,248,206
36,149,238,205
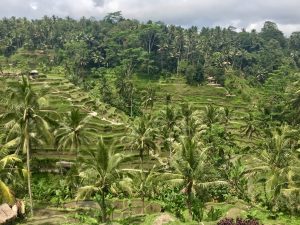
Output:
0,15,299,225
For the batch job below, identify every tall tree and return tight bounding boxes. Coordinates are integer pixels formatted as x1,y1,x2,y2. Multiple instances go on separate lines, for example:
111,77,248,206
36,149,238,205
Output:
171,137,227,215
180,103,201,138
76,137,126,223
1,76,53,215
246,125,300,210
55,108,98,156
260,21,286,48
201,104,219,128
125,115,156,171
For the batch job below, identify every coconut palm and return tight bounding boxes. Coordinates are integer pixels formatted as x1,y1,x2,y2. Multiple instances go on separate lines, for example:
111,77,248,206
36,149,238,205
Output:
141,86,156,112
201,104,220,127
163,106,180,133
123,165,173,214
287,88,300,124
220,106,233,127
290,89,300,110
180,103,202,138
123,166,157,214
55,109,100,193
1,76,53,215
55,108,98,156
76,137,126,223
241,112,260,138
125,115,156,171
171,137,227,215
246,125,300,210
157,106,180,156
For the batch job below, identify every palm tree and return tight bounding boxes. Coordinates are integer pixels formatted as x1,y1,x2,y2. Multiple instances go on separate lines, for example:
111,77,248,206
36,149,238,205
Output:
1,76,53,215
123,165,170,214
180,103,201,138
76,137,126,223
246,125,300,210
124,167,154,214
290,89,300,110
220,106,233,127
201,104,219,127
126,115,156,171
171,137,227,215
55,109,99,194
55,108,98,156
164,106,179,132
287,88,300,124
241,113,260,138
141,87,156,112
157,106,180,156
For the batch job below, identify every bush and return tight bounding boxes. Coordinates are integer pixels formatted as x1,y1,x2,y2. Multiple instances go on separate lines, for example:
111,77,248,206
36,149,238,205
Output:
276,189,300,215
32,173,72,205
206,206,222,221
157,187,186,221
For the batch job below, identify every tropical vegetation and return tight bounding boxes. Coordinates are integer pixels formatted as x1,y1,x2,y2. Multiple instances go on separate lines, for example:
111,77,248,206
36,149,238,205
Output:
0,13,299,225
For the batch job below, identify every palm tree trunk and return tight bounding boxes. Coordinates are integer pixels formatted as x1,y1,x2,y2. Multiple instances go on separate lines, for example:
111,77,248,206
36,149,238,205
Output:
27,151,34,216
168,134,172,158
101,191,107,223
140,151,145,214
140,149,144,173
130,95,133,118
142,194,145,214
176,57,180,76
187,180,193,215
25,123,34,216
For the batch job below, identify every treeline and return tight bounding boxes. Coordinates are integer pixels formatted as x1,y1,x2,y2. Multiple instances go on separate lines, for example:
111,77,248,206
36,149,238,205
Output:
1,12,300,85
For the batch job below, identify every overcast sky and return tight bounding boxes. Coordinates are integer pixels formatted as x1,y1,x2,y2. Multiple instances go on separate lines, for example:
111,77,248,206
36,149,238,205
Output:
1,0,300,35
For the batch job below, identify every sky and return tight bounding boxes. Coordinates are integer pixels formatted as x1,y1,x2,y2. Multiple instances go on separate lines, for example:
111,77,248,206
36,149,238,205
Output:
1,0,300,35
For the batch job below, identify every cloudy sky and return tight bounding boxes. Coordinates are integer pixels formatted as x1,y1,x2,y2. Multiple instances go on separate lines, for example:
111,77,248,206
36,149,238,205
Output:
1,0,300,35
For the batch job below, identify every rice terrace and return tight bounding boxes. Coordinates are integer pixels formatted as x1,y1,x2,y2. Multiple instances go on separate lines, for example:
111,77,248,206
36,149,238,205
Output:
0,2,300,225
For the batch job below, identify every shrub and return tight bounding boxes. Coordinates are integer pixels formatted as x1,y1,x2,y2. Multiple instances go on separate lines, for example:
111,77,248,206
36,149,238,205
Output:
157,187,186,221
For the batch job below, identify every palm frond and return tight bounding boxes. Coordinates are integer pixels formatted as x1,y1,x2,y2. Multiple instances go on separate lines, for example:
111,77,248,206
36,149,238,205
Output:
0,154,21,169
0,180,15,204
76,185,99,200
195,180,228,189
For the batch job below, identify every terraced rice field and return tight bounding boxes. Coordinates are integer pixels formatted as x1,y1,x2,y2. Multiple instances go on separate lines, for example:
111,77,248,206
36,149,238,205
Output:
0,73,130,170
134,76,259,148
1,73,259,173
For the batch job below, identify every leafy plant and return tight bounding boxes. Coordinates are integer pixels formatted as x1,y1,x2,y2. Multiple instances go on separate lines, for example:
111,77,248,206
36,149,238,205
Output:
32,173,71,206
191,198,205,222
0,151,22,204
157,187,186,221
76,137,127,223
73,211,98,225
206,206,222,221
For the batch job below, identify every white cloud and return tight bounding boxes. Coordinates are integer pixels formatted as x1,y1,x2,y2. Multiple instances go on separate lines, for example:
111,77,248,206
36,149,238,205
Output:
1,0,300,35
246,21,266,32
278,24,300,36
29,2,38,11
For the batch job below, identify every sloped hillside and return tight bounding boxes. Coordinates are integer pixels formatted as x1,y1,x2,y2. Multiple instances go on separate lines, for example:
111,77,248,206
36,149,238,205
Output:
0,72,128,168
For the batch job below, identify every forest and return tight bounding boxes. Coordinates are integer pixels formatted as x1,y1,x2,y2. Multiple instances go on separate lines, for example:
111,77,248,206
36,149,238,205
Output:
0,12,300,225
